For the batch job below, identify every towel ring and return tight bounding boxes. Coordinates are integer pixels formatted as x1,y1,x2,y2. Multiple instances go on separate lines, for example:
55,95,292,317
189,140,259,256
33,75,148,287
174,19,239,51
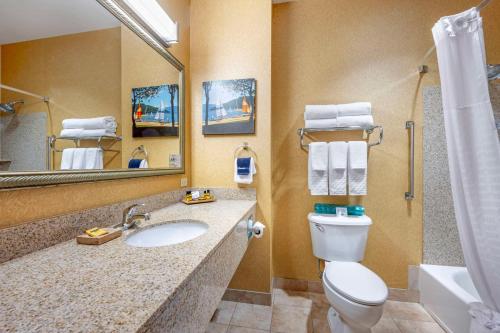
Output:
130,145,149,162
234,142,257,159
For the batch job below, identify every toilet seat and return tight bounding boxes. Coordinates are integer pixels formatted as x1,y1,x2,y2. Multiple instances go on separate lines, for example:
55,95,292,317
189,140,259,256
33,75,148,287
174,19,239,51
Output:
323,261,388,306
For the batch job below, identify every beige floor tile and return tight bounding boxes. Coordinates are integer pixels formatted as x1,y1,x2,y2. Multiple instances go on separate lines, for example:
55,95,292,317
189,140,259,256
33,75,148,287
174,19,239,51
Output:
230,303,272,331
271,304,313,333
394,319,445,333
206,322,229,333
227,326,270,333
372,316,401,333
212,301,238,325
312,318,330,333
273,288,313,308
384,301,434,322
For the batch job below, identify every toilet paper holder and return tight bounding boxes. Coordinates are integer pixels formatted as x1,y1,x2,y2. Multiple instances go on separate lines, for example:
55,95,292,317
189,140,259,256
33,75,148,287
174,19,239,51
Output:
247,215,265,239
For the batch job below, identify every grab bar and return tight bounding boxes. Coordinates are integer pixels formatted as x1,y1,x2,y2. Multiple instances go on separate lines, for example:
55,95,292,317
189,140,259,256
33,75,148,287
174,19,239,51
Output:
405,121,415,200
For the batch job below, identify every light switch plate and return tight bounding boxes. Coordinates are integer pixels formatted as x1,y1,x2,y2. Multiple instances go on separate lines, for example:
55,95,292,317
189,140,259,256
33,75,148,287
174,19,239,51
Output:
180,177,188,187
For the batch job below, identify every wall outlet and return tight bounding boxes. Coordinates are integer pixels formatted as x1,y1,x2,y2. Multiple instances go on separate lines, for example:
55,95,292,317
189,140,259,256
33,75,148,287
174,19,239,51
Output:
180,177,188,187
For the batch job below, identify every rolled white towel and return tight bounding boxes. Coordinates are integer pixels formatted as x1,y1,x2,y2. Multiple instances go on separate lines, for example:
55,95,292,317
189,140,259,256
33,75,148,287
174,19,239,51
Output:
62,117,117,130
305,102,371,120
305,119,338,129
60,128,116,138
337,115,374,127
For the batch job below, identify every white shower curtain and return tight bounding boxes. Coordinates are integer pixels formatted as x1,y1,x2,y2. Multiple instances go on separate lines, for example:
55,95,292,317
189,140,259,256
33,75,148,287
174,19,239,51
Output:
433,7,500,332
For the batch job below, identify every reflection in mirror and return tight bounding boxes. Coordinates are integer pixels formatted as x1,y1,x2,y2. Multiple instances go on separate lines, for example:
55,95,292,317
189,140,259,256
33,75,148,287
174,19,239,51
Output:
0,0,182,173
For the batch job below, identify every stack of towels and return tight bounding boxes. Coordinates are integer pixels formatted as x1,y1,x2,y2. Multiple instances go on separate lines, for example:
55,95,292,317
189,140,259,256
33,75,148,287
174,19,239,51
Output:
61,148,103,170
308,141,367,196
60,116,117,138
304,102,373,128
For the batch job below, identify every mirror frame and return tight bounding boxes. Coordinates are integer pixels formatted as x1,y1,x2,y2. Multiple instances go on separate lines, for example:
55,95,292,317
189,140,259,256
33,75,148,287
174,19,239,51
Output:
0,0,185,189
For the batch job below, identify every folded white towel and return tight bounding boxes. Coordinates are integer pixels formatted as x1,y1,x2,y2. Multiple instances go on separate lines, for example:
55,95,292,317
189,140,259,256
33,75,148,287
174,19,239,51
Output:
139,159,149,168
310,142,328,171
60,148,76,170
84,148,103,170
71,148,86,170
305,105,338,120
234,157,257,184
337,115,374,127
305,119,338,129
60,128,116,138
62,117,117,130
328,142,348,195
336,102,371,117
348,141,368,195
304,102,372,120
308,142,328,195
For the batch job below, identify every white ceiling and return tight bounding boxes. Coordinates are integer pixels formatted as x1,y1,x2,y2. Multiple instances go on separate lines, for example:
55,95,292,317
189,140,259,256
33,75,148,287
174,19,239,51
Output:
0,0,120,45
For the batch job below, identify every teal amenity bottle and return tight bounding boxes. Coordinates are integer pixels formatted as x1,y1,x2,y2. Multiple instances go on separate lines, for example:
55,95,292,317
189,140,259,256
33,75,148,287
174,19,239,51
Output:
314,203,365,216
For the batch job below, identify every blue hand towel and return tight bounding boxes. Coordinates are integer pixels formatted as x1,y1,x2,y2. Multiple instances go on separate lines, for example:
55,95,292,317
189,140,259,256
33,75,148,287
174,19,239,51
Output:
237,157,251,175
128,159,142,168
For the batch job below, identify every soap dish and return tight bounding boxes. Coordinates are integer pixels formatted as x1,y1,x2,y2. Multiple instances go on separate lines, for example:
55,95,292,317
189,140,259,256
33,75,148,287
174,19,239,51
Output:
76,228,122,245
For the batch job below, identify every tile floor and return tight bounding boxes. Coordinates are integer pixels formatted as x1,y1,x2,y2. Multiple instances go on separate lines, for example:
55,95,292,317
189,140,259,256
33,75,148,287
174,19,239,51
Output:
206,288,444,333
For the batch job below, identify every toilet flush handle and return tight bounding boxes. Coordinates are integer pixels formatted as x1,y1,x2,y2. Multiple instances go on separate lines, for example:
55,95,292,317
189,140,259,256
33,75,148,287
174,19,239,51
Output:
315,223,325,232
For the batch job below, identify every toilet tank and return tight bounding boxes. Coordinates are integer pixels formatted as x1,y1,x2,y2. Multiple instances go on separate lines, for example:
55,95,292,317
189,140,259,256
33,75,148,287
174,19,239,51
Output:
308,213,372,262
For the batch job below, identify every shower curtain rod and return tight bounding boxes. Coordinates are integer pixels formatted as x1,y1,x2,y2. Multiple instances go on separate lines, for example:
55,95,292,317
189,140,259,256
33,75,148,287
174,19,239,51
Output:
477,0,493,10
0,84,50,103
419,0,494,70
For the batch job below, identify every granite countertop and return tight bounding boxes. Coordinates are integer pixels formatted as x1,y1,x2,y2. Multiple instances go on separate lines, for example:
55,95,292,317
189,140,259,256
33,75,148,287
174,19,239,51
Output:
0,199,256,332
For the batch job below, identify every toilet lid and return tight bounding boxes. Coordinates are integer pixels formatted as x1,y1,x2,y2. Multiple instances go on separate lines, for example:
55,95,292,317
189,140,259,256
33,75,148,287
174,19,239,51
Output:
324,261,388,306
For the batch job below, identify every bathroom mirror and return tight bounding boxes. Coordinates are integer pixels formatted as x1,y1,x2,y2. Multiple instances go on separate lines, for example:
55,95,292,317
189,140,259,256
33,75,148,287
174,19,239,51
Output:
0,0,185,188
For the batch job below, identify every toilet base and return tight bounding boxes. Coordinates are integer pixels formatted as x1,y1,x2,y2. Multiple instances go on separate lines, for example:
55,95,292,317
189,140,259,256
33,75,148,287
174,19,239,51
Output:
327,307,371,333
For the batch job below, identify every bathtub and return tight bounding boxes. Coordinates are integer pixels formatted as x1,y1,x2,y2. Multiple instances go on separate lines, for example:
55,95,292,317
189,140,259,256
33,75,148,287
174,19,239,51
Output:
420,264,482,333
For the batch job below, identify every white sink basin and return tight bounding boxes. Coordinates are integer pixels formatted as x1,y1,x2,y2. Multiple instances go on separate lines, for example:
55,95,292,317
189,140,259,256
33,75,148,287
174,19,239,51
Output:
125,220,209,248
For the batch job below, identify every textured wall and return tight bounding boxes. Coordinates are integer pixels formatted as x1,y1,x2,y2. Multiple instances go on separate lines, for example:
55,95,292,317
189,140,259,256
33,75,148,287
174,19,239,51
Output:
0,112,47,171
0,0,191,229
423,83,500,266
423,86,464,266
190,0,272,292
120,27,181,169
1,28,122,170
271,0,500,288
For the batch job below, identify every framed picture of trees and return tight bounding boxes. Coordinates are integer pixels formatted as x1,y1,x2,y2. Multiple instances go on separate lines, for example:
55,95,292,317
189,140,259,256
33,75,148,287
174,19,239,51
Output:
202,78,256,135
131,84,179,137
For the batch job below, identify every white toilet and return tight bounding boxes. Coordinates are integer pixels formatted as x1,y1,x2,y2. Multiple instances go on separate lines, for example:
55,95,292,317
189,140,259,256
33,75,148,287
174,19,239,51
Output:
308,213,388,333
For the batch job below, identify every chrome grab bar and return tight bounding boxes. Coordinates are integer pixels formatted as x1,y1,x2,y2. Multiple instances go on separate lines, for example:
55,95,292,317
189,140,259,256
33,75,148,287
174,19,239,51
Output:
405,121,415,201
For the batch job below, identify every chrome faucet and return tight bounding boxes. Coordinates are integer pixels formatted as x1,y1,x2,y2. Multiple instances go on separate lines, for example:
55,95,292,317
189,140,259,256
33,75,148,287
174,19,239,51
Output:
119,203,151,230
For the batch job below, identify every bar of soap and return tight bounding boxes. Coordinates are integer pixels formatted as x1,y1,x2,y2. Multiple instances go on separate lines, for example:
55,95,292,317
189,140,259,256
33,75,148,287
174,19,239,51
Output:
85,228,109,238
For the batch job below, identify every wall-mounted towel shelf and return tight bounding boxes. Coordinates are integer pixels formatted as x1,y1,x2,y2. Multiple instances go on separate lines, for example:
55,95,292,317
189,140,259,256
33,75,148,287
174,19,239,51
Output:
297,125,383,151
48,135,122,153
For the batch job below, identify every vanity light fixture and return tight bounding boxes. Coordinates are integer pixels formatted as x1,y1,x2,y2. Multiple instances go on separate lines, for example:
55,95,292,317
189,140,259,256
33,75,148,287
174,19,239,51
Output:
121,0,178,45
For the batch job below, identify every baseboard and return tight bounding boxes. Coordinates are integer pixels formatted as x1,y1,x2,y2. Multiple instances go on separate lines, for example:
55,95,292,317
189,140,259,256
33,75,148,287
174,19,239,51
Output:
272,277,420,302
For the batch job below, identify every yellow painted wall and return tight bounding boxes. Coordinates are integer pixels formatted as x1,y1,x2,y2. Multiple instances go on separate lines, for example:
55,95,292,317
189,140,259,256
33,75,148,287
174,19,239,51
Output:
120,27,180,169
190,0,272,292
271,0,500,288
1,28,122,169
0,0,191,229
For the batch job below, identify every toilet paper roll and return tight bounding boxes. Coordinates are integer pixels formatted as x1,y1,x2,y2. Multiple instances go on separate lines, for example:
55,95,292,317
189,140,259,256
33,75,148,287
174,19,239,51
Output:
252,222,266,238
